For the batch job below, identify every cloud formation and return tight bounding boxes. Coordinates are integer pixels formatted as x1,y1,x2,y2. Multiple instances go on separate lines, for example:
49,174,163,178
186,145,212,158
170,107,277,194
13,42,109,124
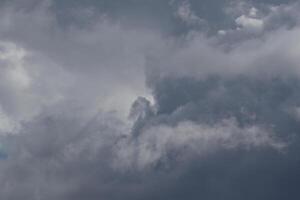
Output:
0,0,300,199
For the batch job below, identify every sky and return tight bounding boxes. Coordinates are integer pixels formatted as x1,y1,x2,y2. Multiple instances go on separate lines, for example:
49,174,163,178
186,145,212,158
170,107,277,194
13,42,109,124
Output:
0,0,300,199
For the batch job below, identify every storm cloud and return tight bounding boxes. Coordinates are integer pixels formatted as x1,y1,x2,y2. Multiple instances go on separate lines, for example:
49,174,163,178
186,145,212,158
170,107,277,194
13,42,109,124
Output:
0,0,300,199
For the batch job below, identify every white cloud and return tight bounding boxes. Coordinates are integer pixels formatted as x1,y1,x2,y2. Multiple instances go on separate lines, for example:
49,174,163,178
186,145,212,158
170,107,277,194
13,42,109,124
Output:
114,118,285,170
235,15,264,33
0,106,19,134
0,2,165,124
249,7,258,18
0,41,30,89
218,30,226,35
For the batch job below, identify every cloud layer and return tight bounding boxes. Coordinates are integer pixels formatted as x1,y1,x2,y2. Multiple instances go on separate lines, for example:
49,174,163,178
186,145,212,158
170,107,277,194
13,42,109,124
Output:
0,0,300,199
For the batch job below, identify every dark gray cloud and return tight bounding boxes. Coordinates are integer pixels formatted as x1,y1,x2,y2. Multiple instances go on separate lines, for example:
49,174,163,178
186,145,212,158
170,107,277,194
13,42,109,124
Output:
0,0,300,199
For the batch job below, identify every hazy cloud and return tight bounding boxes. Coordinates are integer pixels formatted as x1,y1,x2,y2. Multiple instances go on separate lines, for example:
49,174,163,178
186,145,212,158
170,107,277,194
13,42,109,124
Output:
0,0,300,199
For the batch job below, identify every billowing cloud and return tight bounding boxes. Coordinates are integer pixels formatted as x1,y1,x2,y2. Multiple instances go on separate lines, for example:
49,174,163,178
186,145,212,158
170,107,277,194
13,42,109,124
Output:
0,0,300,199
235,14,264,32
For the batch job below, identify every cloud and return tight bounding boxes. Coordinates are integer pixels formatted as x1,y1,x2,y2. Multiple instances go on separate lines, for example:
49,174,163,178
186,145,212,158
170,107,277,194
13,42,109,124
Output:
173,0,204,26
0,0,299,199
232,6,264,33
115,118,285,170
235,14,264,32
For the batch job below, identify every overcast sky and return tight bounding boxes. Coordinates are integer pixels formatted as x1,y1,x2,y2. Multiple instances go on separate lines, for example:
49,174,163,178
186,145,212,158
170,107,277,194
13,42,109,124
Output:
0,0,300,199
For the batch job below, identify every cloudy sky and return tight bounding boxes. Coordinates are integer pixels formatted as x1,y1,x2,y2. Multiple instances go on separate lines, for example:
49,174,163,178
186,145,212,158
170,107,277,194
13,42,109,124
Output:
0,0,300,199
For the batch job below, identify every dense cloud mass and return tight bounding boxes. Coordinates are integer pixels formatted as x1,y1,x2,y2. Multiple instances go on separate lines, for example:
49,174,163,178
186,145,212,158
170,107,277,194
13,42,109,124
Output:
1,0,300,199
